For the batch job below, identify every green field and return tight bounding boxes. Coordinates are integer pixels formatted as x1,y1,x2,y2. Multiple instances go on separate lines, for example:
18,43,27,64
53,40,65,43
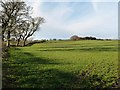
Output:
3,40,119,88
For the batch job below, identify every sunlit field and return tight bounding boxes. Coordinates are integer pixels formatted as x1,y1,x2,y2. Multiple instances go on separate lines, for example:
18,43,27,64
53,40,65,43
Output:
3,40,118,88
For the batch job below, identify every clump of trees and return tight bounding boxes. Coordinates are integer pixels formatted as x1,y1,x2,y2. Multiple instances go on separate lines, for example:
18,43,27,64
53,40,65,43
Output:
70,35,80,40
0,0,45,47
70,35,97,41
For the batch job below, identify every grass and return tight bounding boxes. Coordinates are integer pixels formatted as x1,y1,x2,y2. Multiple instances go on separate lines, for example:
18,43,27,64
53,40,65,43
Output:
2,40,119,88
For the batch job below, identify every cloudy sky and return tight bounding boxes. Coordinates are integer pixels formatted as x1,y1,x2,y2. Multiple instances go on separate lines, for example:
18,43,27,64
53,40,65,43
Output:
26,0,118,40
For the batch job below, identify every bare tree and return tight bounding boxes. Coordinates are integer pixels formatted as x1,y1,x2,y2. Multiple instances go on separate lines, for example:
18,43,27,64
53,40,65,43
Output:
12,19,27,46
0,0,30,47
0,0,45,47
21,17,45,46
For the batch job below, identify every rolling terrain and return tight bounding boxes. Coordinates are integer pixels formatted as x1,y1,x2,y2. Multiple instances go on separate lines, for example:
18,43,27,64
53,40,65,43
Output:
2,40,118,88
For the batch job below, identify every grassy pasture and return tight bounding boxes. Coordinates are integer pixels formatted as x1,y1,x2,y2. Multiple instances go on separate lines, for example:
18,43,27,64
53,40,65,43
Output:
3,40,119,88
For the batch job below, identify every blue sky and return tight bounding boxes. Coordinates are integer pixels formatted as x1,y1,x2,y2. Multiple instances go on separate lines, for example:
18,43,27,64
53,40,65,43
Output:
26,0,118,40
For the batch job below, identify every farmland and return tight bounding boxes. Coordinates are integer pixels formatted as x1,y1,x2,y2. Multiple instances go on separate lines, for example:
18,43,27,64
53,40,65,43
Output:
2,40,119,88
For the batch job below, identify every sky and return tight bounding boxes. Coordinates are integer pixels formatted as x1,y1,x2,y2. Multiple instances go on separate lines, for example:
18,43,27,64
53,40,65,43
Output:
26,0,118,40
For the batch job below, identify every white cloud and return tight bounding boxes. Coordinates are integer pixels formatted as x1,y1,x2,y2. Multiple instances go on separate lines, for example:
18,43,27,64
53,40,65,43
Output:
26,0,119,2
91,0,99,12
66,14,117,33
29,0,43,17
26,1,118,39
41,4,73,29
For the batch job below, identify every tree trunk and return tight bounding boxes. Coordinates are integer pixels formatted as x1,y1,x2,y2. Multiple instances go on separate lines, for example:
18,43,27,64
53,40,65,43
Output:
22,39,27,47
6,30,10,47
16,39,20,46
16,35,22,46
2,29,5,42
2,34,4,42
23,40,25,46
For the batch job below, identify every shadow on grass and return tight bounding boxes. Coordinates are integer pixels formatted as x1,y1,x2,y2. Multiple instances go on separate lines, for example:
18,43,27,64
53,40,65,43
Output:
15,69,75,88
9,48,67,65
38,47,117,52
2,47,119,89
2,48,75,88
13,52,63,65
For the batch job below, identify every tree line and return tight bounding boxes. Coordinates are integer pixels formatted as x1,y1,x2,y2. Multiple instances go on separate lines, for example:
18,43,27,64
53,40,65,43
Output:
0,0,45,47
70,35,97,40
